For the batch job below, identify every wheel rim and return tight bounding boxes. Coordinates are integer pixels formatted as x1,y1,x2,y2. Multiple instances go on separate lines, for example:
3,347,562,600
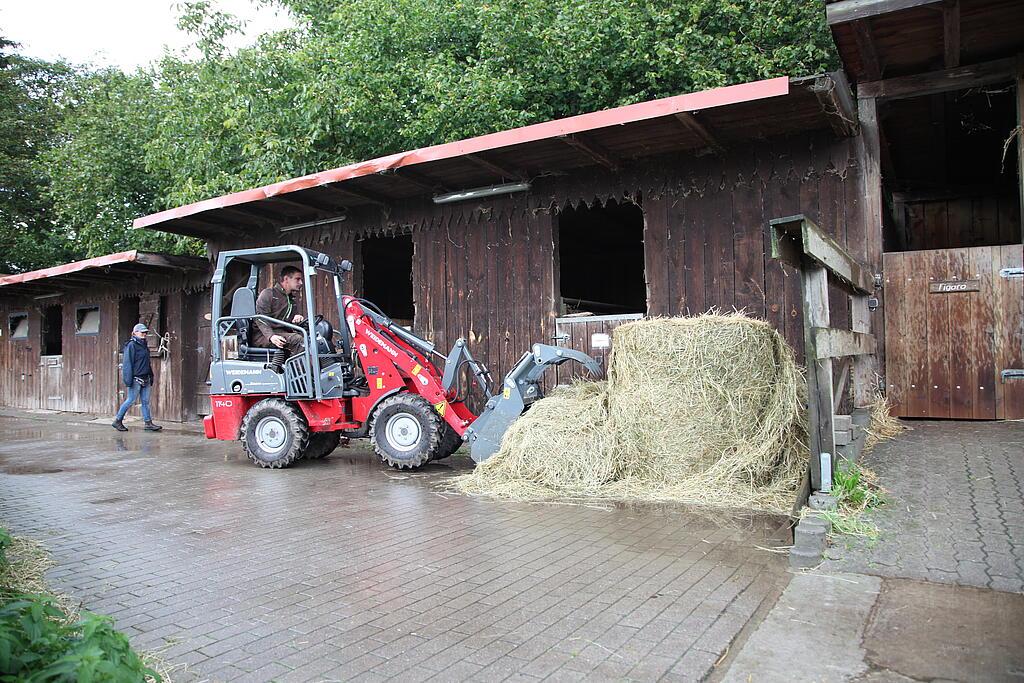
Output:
255,416,289,456
385,413,421,453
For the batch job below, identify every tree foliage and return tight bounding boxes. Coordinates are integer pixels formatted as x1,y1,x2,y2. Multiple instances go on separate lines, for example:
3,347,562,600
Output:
3,0,837,272
0,38,76,273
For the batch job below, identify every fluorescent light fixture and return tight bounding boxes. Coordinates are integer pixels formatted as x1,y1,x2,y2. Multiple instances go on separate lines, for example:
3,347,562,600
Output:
433,181,530,205
33,292,64,300
279,214,347,233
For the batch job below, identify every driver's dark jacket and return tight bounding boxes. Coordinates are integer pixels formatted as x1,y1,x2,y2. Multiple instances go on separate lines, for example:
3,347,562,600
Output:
253,283,297,348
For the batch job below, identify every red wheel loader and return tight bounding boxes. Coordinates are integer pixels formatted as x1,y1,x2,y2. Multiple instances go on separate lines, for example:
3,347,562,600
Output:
204,245,600,468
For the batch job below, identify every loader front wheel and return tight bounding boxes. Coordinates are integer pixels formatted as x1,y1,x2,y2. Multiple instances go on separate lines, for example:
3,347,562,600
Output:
240,398,309,468
370,393,442,469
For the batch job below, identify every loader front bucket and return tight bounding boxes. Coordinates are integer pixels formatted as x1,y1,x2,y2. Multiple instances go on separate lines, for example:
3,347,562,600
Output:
463,344,601,463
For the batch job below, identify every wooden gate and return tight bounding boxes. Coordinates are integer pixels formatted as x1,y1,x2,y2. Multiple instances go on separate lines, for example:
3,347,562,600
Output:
883,245,1024,419
38,355,63,411
553,313,643,383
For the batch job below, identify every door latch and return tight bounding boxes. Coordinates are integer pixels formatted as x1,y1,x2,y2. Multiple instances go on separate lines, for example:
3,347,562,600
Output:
1002,369,1024,382
999,268,1023,279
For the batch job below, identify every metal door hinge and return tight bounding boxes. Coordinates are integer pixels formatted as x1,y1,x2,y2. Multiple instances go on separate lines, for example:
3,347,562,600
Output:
1002,369,1024,382
999,267,1024,279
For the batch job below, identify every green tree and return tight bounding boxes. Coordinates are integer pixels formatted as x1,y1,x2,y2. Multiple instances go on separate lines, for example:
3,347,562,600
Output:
0,37,76,273
42,67,198,257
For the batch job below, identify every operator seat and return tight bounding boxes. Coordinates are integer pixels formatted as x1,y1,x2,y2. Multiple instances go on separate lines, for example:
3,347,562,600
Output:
229,287,277,362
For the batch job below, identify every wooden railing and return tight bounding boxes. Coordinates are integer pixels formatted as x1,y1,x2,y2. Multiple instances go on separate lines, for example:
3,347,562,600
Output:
770,214,877,493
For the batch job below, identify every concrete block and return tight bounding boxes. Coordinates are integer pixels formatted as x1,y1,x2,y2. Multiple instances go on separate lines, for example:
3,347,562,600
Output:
789,545,822,569
833,414,853,430
808,492,837,511
834,429,853,446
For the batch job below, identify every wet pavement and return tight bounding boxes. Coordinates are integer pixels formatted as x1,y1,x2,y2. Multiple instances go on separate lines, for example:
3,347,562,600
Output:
0,414,791,682
820,420,1024,593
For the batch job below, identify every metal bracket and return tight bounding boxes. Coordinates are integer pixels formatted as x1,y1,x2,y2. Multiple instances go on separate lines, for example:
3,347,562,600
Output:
873,273,884,289
999,267,1024,279
1001,369,1024,382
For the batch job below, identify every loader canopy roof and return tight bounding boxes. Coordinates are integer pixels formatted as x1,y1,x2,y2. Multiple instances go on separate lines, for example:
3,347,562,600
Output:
133,73,857,238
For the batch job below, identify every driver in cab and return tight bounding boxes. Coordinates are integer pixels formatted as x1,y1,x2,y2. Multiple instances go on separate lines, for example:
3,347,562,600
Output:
254,266,306,360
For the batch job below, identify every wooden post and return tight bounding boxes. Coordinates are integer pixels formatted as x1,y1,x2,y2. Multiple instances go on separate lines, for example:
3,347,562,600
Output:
1017,72,1024,239
857,95,883,405
802,263,836,492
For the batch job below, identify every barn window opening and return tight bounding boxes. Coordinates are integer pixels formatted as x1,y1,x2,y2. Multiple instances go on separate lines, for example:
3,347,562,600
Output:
882,84,1020,252
41,305,62,356
8,313,28,340
75,306,101,335
118,296,140,343
557,198,647,315
360,233,414,327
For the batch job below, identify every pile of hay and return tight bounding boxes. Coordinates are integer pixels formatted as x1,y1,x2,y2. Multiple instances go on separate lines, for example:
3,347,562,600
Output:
454,313,809,513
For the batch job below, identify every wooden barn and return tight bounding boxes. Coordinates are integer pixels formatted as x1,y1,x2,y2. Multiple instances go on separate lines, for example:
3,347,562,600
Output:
134,74,877,414
0,251,209,421
2,0,1021,429
131,0,1024,420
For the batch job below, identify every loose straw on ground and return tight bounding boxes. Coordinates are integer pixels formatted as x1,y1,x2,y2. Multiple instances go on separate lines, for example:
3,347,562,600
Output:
454,313,809,513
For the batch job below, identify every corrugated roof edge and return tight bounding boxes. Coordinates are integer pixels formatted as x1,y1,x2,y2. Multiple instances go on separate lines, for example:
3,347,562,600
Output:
132,76,791,231
0,251,208,288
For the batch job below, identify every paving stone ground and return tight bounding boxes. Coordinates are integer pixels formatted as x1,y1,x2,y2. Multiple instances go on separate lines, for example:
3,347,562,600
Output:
820,420,1024,594
0,414,790,682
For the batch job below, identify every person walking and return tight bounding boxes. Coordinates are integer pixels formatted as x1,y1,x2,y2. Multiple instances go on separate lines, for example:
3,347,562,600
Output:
112,323,162,432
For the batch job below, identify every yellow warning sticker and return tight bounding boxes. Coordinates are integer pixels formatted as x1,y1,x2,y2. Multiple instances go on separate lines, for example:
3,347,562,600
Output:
376,377,384,389
503,387,511,400
411,364,422,375
434,401,447,416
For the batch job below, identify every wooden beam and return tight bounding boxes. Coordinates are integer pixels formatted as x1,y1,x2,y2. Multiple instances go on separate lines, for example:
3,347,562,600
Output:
464,153,525,181
135,253,210,270
392,167,451,193
943,1,960,68
858,56,1021,101
852,20,883,80
318,183,388,207
802,263,836,491
857,95,884,401
1018,73,1024,239
813,327,877,359
826,0,941,25
834,358,853,407
558,134,619,170
770,215,875,294
673,112,724,154
809,72,859,137
265,195,337,215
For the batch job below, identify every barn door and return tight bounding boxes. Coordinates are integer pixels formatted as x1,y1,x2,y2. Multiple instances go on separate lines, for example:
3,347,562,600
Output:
553,314,643,383
884,245,1023,419
38,355,63,410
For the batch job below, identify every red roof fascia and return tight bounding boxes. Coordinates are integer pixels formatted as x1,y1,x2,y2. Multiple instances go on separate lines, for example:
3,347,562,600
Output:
0,250,139,287
133,76,790,230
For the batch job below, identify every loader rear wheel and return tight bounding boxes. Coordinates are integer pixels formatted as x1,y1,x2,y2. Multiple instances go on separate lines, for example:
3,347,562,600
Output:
431,425,463,461
304,431,344,460
370,393,442,469
240,398,309,468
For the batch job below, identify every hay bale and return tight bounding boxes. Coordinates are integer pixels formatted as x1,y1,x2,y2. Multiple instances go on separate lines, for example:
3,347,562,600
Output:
453,312,809,513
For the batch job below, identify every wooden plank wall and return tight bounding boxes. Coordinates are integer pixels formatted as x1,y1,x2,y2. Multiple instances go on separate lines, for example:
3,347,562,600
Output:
896,194,1020,251
201,133,865,413
0,270,210,421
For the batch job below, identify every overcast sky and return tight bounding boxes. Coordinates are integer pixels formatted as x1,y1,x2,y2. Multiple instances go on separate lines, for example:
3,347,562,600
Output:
0,0,294,70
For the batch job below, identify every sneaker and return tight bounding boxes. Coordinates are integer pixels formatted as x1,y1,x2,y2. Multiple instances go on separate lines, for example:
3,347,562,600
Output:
112,420,129,432
144,422,163,432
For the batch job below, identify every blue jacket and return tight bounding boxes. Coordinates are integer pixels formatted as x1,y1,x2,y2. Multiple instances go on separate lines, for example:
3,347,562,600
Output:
121,337,153,386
